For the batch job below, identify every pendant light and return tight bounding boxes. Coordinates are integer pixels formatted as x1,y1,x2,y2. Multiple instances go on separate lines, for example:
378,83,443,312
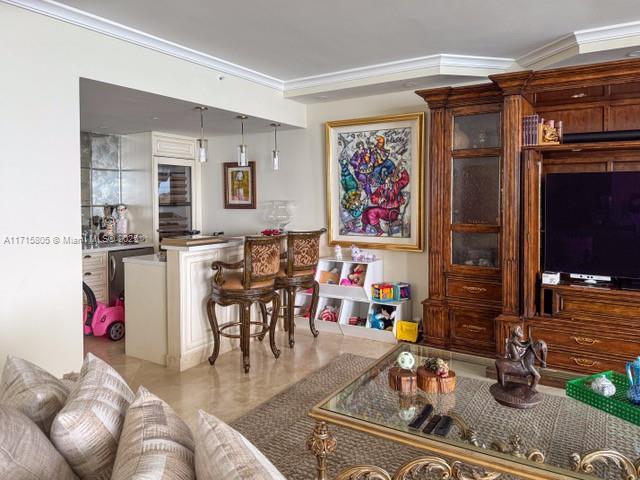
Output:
270,123,281,171
194,106,208,163
237,115,249,166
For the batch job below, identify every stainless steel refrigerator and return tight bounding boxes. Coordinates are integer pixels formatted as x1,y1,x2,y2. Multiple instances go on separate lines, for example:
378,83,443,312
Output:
108,247,154,305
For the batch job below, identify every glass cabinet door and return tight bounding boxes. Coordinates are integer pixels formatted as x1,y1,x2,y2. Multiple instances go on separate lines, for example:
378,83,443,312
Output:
452,232,499,268
453,112,500,150
450,111,501,270
157,164,193,241
452,156,500,225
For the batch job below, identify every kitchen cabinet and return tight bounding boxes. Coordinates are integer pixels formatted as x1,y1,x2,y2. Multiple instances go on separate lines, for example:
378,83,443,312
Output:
82,251,108,303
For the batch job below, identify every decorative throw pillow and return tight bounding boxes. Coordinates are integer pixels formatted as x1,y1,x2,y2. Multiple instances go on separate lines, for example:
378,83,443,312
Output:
111,387,195,480
50,353,134,480
0,405,78,480
194,410,286,480
0,355,70,436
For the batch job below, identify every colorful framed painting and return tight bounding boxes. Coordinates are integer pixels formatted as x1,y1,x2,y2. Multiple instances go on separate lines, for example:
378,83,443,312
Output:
223,162,256,209
325,113,424,251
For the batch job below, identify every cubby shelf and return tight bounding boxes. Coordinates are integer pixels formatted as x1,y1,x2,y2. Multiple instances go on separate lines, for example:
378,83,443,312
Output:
294,257,412,344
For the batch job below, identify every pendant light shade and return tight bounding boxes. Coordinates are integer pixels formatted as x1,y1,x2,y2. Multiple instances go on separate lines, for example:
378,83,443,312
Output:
270,123,281,171
237,115,249,166
194,106,208,163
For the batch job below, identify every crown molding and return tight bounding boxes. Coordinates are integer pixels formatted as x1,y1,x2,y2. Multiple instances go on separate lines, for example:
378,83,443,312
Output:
575,20,640,45
284,54,515,92
516,34,577,69
8,0,640,101
518,21,640,69
2,0,285,90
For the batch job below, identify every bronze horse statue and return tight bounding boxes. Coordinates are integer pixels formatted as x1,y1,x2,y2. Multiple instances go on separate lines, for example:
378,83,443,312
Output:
495,337,548,391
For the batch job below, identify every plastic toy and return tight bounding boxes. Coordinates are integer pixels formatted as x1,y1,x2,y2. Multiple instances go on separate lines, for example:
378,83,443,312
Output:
372,283,395,302
395,282,411,300
341,264,366,286
350,245,376,262
396,320,419,342
320,305,339,322
370,305,396,330
82,282,125,341
318,268,340,285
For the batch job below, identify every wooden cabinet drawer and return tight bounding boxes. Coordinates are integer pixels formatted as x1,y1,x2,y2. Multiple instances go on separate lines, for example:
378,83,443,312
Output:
450,308,496,346
446,277,501,303
529,324,639,359
545,349,624,374
82,252,106,270
153,134,195,159
535,86,604,105
555,290,640,321
83,269,106,283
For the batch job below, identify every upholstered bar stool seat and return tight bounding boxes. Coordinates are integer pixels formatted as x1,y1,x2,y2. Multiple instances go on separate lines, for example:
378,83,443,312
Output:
274,228,326,348
207,235,284,373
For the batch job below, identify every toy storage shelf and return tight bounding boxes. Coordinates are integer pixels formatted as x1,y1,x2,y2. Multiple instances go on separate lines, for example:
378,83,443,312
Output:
294,257,412,344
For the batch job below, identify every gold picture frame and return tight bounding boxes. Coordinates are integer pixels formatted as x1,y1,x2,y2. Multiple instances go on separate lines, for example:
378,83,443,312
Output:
325,112,425,252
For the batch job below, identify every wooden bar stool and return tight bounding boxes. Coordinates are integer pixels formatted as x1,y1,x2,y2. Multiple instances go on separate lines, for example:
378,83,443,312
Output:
206,235,283,373
275,228,326,348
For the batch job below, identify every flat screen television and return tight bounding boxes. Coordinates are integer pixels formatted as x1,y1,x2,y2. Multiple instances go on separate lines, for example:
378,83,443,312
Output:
544,171,640,279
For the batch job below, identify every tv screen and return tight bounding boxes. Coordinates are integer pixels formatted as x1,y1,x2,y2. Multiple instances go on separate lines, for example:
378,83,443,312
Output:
544,171,640,279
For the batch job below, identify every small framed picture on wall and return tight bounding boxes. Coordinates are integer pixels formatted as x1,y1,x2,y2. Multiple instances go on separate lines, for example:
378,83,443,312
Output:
223,161,256,209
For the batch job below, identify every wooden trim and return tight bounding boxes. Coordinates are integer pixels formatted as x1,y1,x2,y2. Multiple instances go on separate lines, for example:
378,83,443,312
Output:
500,94,523,316
523,140,640,152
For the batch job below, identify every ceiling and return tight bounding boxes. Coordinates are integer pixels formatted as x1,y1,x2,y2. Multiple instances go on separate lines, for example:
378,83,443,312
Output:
56,0,640,79
80,79,298,136
11,0,640,102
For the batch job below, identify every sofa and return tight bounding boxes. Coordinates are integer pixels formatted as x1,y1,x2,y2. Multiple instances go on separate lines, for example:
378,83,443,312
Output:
0,353,286,480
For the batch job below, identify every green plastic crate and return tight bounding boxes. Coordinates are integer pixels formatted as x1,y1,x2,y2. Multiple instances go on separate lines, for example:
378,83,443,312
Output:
566,370,640,426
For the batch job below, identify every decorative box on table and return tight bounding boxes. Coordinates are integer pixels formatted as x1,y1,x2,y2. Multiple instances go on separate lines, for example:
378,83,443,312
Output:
388,367,417,394
417,367,456,393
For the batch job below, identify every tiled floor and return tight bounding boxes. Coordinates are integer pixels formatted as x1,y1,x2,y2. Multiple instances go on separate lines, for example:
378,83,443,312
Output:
84,328,563,431
84,329,395,429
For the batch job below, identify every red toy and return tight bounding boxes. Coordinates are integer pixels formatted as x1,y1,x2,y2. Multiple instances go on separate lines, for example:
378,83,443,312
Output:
82,282,125,341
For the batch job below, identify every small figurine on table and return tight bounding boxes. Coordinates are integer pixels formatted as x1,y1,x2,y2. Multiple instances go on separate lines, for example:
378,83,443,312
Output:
490,326,548,409
115,204,128,235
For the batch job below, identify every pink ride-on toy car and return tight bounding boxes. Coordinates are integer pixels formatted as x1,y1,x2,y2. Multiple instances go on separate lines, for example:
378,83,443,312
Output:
83,282,125,341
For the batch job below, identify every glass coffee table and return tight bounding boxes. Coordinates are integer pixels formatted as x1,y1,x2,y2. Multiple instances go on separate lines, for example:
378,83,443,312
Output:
307,343,640,480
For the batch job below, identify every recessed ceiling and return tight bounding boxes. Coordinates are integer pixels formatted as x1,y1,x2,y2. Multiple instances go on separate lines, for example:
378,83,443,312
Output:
54,0,640,80
80,79,298,136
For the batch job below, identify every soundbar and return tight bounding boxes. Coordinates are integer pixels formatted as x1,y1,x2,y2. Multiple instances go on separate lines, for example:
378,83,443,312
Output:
563,130,640,143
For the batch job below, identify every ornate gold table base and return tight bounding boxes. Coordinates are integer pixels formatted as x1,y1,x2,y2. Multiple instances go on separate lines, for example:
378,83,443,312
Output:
307,420,640,480
307,421,501,480
307,421,337,480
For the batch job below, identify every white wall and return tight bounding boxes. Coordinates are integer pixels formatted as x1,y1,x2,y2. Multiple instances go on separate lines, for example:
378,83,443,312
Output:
201,90,429,317
0,4,305,376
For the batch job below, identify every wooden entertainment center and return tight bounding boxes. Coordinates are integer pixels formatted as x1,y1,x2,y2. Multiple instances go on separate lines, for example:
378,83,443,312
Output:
416,58,640,374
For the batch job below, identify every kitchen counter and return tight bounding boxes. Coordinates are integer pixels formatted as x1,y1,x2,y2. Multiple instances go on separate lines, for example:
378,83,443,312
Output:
124,239,244,370
82,242,154,254
161,237,243,252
